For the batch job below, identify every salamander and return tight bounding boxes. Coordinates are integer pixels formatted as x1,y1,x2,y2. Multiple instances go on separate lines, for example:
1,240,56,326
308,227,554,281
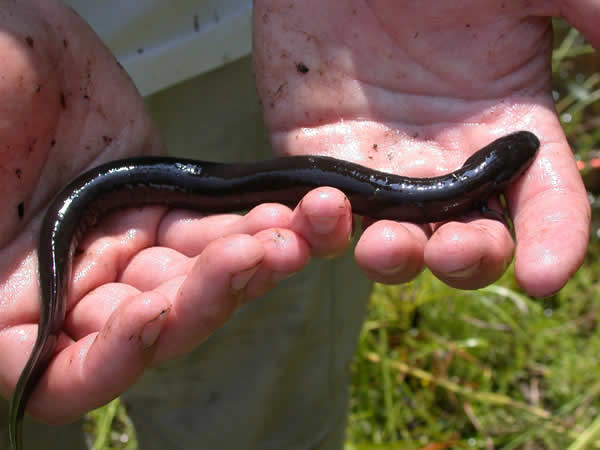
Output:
8,130,539,450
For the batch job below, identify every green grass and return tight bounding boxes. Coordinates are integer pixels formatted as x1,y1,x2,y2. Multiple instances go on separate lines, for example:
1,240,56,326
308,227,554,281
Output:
86,20,600,450
84,398,137,450
346,258,600,449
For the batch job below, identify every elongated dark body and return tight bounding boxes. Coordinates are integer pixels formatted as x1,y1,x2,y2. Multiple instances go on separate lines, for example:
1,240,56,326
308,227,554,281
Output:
8,131,539,449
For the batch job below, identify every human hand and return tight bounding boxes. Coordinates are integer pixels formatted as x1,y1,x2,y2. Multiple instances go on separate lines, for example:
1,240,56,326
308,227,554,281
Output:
253,0,595,296
0,0,353,424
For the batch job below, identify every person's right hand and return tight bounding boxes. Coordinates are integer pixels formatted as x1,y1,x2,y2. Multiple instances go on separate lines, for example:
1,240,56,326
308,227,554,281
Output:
253,0,594,296
0,0,355,424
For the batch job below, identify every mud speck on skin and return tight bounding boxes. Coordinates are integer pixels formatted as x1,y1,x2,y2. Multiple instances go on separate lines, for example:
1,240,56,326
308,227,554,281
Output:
296,62,309,74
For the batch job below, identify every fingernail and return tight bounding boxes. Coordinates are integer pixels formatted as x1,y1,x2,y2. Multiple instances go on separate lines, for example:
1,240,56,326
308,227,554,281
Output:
444,262,481,279
141,308,170,348
376,263,406,277
231,263,261,291
308,215,340,234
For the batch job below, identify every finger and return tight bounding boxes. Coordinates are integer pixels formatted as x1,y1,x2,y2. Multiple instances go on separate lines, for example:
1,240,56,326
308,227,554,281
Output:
149,234,264,362
157,203,294,256
289,187,353,257
244,228,311,299
122,227,310,300
509,133,590,297
72,203,291,306
70,206,167,309
64,283,141,339
354,219,429,284
424,217,515,290
7,291,170,424
119,247,193,292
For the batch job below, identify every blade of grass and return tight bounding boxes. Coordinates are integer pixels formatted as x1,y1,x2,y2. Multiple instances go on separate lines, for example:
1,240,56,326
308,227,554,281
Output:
568,413,600,450
91,398,120,450
377,326,398,440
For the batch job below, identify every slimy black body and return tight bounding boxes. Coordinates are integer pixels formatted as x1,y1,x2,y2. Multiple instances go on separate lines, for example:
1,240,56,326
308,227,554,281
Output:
8,130,539,449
